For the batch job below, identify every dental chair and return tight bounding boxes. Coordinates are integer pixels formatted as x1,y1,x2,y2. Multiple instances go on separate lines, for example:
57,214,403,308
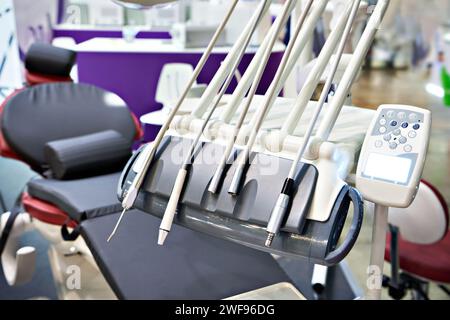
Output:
383,180,450,299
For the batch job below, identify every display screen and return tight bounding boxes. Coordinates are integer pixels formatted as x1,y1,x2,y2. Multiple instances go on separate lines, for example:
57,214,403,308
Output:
363,153,412,184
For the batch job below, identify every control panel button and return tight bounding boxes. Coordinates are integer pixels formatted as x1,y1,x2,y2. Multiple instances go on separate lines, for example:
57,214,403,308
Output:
393,129,401,136
413,124,420,130
387,111,395,118
390,120,398,127
375,140,383,148
408,131,417,138
383,134,391,141
379,118,387,125
379,127,387,134
399,136,407,144
401,122,409,129
409,113,418,122
389,142,398,150
397,112,406,119
404,145,413,153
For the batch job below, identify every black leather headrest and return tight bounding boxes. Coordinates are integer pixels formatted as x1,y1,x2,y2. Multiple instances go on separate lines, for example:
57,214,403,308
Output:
1,83,137,171
25,43,76,78
45,130,132,180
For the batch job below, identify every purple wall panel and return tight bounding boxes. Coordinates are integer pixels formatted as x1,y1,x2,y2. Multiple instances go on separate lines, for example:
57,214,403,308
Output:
77,51,283,118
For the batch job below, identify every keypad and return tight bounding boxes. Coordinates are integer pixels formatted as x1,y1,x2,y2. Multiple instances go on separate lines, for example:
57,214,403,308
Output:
371,108,424,154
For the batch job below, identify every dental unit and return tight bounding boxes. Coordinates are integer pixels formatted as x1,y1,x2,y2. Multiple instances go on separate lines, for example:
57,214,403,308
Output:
118,0,391,264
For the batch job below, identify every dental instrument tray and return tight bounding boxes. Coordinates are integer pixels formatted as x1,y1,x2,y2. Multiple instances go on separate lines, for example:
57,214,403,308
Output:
118,136,364,266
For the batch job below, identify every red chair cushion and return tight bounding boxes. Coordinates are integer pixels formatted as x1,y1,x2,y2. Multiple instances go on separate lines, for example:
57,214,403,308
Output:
25,70,72,86
385,232,450,283
0,89,24,160
22,192,77,228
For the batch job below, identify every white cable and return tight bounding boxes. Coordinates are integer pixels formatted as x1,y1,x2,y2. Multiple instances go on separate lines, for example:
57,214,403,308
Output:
209,0,313,194
316,0,391,143
220,0,330,124
107,0,239,242
228,0,353,195
191,0,272,119
281,0,355,137
158,0,270,246
288,0,361,179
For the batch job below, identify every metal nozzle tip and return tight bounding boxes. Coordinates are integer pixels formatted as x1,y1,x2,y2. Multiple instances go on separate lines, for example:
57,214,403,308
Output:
158,229,169,246
265,233,275,247
107,233,114,243
107,208,128,243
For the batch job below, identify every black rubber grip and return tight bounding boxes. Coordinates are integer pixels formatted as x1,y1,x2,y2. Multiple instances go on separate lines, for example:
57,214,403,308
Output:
281,178,295,195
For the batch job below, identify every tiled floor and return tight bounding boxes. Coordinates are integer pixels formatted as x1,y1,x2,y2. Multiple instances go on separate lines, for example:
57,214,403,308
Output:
345,68,450,300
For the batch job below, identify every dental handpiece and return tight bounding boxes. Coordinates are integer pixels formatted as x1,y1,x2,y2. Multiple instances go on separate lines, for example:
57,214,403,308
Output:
265,0,362,247
106,0,239,242
208,0,314,195
158,0,269,246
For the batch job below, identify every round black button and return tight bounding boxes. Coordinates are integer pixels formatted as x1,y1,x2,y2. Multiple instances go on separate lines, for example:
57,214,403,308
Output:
401,122,409,129
413,124,420,130
390,120,398,127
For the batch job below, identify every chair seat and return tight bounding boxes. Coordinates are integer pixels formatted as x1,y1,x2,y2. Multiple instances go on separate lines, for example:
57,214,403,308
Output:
80,210,293,299
27,172,122,223
385,232,450,284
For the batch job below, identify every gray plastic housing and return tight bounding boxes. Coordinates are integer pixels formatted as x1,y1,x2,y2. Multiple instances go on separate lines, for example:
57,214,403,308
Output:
118,136,364,266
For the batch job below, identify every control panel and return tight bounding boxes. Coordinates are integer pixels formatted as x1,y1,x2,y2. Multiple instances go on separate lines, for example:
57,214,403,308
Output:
356,105,431,208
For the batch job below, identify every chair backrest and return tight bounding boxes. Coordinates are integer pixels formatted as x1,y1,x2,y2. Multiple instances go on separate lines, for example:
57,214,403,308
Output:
155,63,194,110
388,180,449,245
1,83,137,171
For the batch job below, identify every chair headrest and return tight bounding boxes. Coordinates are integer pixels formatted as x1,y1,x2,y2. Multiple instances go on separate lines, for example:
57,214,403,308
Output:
1,83,137,171
25,43,76,78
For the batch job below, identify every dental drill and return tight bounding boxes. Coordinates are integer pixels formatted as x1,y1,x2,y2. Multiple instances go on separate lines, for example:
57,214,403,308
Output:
208,0,307,194
228,0,354,196
106,1,239,242
265,0,362,247
158,0,271,245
